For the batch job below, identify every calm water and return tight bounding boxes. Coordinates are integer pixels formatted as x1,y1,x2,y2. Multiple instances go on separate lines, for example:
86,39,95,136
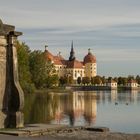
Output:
24,90,140,133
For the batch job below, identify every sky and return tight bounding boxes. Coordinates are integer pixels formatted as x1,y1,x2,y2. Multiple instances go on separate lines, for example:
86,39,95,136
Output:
0,0,140,76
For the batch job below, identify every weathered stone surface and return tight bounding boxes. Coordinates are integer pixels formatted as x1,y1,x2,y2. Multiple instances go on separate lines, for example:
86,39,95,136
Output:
0,19,24,128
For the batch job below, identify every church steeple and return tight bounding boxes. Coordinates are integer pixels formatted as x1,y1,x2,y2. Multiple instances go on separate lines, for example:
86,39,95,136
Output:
69,41,75,61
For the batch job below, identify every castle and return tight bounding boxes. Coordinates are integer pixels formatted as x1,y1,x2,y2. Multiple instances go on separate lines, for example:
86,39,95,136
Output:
44,41,97,81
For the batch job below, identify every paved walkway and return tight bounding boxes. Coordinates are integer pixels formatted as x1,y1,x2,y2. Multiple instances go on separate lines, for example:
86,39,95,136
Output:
1,131,140,140
0,124,140,140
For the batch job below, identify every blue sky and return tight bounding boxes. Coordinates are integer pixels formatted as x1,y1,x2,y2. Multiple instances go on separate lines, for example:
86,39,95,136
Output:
0,0,140,76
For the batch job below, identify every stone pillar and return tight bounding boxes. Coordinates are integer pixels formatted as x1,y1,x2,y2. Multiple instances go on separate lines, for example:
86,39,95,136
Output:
0,19,24,128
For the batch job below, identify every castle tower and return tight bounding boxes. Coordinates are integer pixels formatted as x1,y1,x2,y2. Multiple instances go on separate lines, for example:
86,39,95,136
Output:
69,41,75,61
84,48,97,78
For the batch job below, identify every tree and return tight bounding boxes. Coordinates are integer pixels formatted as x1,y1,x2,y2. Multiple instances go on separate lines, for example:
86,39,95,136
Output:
29,50,57,89
113,77,118,83
101,76,106,84
77,77,82,85
82,77,90,85
59,76,67,86
91,77,95,85
128,75,135,81
94,76,102,85
107,77,112,82
67,76,74,85
45,74,59,88
118,77,127,86
16,41,35,93
136,75,140,85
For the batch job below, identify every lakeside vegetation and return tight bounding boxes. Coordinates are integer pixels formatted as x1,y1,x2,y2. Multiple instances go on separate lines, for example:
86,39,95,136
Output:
17,41,140,94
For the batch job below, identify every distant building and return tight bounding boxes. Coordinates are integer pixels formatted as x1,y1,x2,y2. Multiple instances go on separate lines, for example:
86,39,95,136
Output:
44,41,97,81
107,80,117,89
126,79,138,89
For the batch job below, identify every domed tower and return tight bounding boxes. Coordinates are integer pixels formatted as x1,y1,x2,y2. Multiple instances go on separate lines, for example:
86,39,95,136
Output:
84,49,97,78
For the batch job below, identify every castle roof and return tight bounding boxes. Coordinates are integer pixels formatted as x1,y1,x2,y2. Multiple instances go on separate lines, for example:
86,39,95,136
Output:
44,50,54,61
53,56,66,65
84,49,96,64
44,46,96,68
108,80,117,83
66,60,84,69
127,79,137,83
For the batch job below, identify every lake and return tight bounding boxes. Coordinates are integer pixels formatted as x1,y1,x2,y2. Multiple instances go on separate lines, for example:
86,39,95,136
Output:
24,90,140,133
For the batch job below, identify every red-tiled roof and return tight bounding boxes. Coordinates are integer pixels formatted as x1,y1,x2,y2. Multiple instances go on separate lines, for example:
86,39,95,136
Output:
127,79,137,83
44,50,54,61
84,53,96,64
108,80,117,83
53,55,66,65
66,60,84,69
53,55,64,60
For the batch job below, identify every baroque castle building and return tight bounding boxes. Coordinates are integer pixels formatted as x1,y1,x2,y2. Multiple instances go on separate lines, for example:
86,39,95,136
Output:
44,42,97,80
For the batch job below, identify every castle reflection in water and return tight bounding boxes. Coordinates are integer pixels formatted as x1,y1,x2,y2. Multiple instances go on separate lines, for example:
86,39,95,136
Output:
24,90,140,126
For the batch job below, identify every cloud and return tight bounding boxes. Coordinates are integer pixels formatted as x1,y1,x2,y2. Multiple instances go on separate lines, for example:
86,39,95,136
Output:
1,0,140,76
1,0,140,29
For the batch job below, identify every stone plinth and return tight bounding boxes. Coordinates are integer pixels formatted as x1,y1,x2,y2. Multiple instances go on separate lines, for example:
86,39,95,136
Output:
0,19,24,128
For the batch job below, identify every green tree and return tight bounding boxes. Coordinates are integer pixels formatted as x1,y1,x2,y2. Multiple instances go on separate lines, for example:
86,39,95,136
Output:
59,76,67,86
77,77,82,85
29,50,57,89
118,77,127,86
94,76,102,85
68,76,74,85
82,77,90,85
113,77,118,83
128,75,135,81
16,41,35,93
101,76,106,84
91,77,95,85
45,74,59,88
136,75,140,85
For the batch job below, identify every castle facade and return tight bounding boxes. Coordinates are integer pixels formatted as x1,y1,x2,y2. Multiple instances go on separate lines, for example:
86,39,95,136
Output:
44,42,97,80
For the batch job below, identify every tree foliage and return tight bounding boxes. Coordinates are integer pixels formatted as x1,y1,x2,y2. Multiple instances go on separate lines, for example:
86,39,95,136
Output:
77,77,82,85
82,77,90,85
16,41,35,93
29,50,57,89
17,42,60,92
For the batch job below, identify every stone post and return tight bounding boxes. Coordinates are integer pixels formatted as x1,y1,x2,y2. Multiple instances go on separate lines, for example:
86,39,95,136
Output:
0,19,24,128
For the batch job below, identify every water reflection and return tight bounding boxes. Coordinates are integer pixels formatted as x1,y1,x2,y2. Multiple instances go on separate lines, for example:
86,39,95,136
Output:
24,90,140,132
24,92,97,126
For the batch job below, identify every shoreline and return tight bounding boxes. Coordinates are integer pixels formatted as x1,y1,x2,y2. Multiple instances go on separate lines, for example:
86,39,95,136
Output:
66,85,140,91
33,86,140,94
0,124,140,140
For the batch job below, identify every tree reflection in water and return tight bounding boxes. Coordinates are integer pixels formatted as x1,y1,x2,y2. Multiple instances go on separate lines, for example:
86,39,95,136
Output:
24,90,140,128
